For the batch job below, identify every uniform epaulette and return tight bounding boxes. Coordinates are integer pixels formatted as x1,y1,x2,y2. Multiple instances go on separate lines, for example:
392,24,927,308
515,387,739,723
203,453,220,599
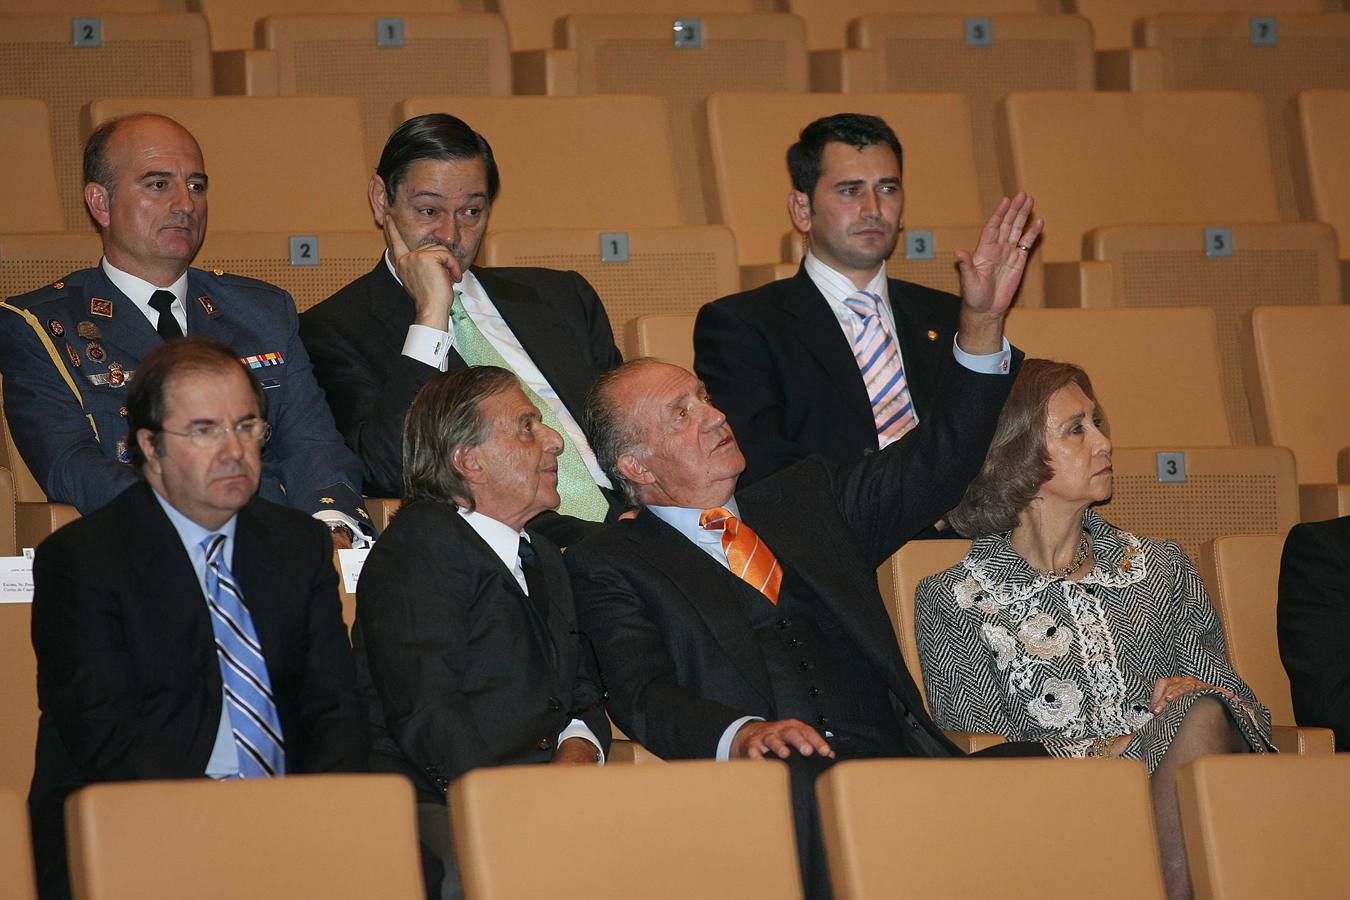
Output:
194,266,289,298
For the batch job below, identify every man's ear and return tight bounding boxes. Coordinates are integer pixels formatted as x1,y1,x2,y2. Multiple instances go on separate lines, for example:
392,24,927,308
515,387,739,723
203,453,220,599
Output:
452,444,486,485
135,428,161,475
369,174,390,227
85,182,112,230
787,189,813,234
615,452,654,489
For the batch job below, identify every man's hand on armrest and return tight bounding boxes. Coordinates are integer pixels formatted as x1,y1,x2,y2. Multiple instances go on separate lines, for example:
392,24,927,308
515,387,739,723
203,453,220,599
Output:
730,719,835,761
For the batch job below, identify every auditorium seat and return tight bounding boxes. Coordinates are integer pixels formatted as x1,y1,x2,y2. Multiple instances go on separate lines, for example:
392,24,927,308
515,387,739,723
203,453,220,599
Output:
817,758,1166,899
1136,13,1350,221
494,0,767,53
1245,305,1350,518
705,92,984,270
224,14,511,167
0,377,81,551
482,226,739,355
816,14,1095,212
1295,89,1350,294
0,590,38,798
998,90,1283,267
190,0,457,53
451,762,801,898
1199,533,1337,754
1069,0,1331,51
0,232,102,303
65,775,425,899
1074,222,1340,446
1004,307,1232,446
84,96,372,233
628,313,695,370
0,100,63,234
0,13,212,229
554,13,810,225
787,0,1052,51
396,96,684,233
1095,446,1299,565
0,0,183,11
1178,755,1350,898
0,786,36,900
0,466,14,557
195,231,385,314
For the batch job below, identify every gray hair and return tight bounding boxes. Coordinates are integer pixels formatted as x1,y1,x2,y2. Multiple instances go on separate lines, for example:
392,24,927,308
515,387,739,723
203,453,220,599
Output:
585,358,663,506
402,366,518,509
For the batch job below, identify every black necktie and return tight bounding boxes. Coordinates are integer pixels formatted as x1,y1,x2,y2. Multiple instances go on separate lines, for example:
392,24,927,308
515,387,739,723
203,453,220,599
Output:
517,538,550,622
149,290,183,341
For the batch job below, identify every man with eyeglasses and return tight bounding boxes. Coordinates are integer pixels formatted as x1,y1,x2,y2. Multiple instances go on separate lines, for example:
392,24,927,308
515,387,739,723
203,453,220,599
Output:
27,336,369,900
0,113,370,546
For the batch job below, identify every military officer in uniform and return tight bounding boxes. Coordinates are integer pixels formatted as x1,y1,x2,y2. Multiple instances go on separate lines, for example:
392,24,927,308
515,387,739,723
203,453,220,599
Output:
0,113,370,542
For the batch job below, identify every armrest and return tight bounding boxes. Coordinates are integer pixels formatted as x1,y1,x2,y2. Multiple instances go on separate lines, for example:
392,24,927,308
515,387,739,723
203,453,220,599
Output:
1270,724,1336,756
740,263,796,291
1044,260,1114,308
16,501,79,552
512,49,577,96
1095,48,1163,91
946,731,1007,753
0,466,15,556
607,740,666,765
213,49,279,96
361,497,402,535
809,49,873,92
1299,483,1350,521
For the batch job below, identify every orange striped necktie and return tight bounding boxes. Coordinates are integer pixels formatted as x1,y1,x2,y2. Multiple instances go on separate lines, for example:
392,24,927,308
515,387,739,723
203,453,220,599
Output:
699,507,783,604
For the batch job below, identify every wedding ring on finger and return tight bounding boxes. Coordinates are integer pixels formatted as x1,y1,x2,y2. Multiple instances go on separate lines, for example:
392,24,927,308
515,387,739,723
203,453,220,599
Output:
1017,244,1031,252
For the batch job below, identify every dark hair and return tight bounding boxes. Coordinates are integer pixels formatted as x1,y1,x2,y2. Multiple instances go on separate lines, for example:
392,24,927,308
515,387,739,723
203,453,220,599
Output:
402,366,518,508
947,359,1108,537
376,113,500,205
787,113,904,196
126,336,267,475
585,358,662,507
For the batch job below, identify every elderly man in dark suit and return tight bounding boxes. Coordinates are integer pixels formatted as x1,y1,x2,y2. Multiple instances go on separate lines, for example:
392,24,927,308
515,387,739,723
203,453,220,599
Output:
0,113,369,545
694,113,1039,493
1278,515,1350,750
354,365,611,900
566,195,1042,898
28,337,368,900
300,114,624,545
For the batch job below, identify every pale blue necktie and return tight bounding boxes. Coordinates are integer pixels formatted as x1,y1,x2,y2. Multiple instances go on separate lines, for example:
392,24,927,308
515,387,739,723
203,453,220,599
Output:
202,533,286,777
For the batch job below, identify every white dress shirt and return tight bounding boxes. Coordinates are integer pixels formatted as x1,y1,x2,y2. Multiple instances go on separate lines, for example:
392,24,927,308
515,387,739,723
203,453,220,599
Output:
802,251,1012,448
391,253,612,490
457,507,604,763
101,258,188,334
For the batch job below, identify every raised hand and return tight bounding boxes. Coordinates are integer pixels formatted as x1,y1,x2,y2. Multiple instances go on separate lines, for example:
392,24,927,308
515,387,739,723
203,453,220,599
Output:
385,213,460,329
953,192,1044,354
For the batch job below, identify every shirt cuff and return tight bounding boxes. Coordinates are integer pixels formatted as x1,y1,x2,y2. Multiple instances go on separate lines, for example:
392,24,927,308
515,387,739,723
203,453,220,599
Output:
402,324,453,369
313,510,373,548
951,335,1012,375
558,719,605,765
716,715,765,761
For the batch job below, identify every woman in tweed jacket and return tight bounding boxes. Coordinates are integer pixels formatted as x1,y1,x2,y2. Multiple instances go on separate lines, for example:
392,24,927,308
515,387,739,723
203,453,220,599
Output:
916,359,1272,900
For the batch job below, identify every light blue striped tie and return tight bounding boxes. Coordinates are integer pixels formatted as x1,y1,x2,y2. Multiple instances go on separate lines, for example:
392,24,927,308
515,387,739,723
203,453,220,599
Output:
202,533,286,778
843,290,917,443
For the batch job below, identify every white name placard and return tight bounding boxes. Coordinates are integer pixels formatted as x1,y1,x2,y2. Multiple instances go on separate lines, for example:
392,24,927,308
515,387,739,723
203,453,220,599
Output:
337,548,371,595
0,556,35,603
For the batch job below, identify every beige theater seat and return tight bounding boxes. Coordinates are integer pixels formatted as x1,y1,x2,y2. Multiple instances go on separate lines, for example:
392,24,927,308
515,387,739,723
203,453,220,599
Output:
787,0,1051,51
818,758,1166,900
1075,222,1340,445
236,14,510,167
0,0,183,11
0,232,102,305
495,0,765,53
1179,754,1350,899
0,99,63,234
452,761,801,899
0,787,36,900
1246,305,1350,517
191,0,457,53
397,96,683,234
1295,89,1350,296
0,466,14,557
1137,13,1350,221
999,91,1282,266
195,231,385,314
0,593,39,797
1070,0,1330,51
1005,307,1232,447
1199,533,1336,754
627,314,695,371
0,14,212,230
84,96,371,234
1095,446,1299,565
705,91,983,269
0,378,80,552
483,226,739,356
817,14,1095,212
557,13,809,225
66,775,425,899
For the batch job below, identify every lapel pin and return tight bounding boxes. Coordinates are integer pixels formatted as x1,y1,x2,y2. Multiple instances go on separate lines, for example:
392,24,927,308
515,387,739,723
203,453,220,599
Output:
197,295,219,315
76,321,100,340
90,297,113,318
926,329,939,341
86,342,107,363
48,319,65,337
65,342,81,368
